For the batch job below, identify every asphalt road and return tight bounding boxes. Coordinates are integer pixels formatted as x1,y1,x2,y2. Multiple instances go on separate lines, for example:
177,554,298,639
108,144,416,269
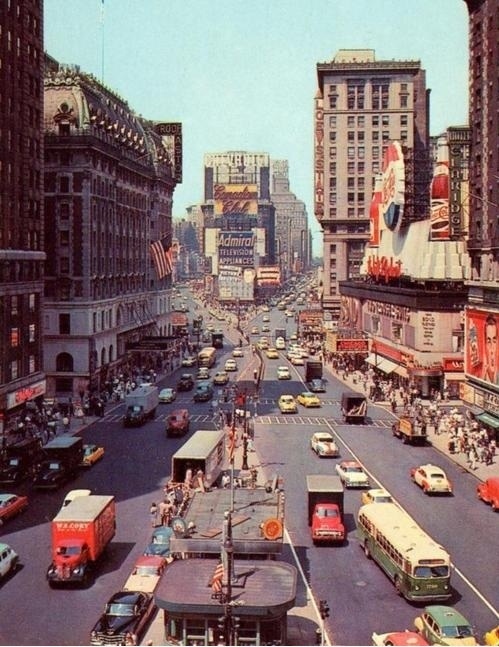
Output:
0,293,497,645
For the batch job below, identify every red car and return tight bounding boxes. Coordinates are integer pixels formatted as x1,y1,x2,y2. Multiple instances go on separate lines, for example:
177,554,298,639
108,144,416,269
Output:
477,476,499,511
0,493,28,522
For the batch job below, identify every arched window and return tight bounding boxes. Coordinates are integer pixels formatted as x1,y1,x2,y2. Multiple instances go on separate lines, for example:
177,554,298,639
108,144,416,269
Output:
56,352,74,372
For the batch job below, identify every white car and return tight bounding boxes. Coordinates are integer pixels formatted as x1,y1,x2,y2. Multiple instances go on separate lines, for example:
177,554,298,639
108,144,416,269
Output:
335,461,370,488
0,543,19,579
224,358,237,372
232,348,244,357
290,354,304,366
61,489,92,509
410,464,453,495
275,337,286,350
310,432,339,458
277,366,291,380
159,387,176,403
181,356,196,367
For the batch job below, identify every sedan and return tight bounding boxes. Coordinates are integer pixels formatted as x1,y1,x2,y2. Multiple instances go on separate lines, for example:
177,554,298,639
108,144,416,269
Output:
361,488,393,505
262,314,270,322
277,366,291,380
413,605,477,646
213,371,229,385
232,348,244,358
159,387,176,403
90,590,155,646
277,395,298,414
124,555,166,594
335,460,370,488
181,356,196,367
308,378,326,393
265,348,279,359
250,326,259,335
81,444,105,467
0,543,19,579
410,464,453,495
290,354,304,366
224,359,237,372
372,631,429,646
310,432,339,458
144,526,174,560
297,391,321,407
0,493,28,522
261,324,270,333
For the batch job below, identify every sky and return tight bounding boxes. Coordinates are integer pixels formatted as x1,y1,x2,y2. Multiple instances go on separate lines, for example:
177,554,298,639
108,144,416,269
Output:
44,0,470,256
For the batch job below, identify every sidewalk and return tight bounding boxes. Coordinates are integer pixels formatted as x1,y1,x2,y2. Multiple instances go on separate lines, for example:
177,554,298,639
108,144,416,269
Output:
324,362,499,483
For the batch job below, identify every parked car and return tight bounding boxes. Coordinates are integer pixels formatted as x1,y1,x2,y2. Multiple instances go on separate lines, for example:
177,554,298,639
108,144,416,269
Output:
278,395,298,414
177,374,194,391
0,543,19,579
335,460,369,488
372,631,429,646
0,493,28,523
310,432,339,458
81,444,105,467
124,555,167,594
410,464,453,495
413,605,477,646
90,590,155,646
158,387,176,403
144,526,174,560
477,476,499,511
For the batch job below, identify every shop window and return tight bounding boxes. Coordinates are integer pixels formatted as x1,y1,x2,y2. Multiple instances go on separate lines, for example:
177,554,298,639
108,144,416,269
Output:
391,322,402,343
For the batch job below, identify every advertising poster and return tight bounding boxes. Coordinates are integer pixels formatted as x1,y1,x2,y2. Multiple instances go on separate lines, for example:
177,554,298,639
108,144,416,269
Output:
465,308,499,388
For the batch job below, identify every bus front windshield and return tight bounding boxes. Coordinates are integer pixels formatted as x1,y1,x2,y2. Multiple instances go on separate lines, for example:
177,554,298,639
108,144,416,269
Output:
413,564,449,578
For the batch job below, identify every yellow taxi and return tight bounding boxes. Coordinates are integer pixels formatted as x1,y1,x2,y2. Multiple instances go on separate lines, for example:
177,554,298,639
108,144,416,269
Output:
361,488,393,505
297,391,321,407
81,443,105,467
484,626,499,646
278,395,297,414
265,347,279,359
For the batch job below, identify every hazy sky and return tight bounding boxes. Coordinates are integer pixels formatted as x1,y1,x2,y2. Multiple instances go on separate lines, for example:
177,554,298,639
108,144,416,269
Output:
44,0,470,254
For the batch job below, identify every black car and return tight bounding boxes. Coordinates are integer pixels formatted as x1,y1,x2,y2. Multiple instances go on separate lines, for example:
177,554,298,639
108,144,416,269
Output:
176,373,194,391
307,378,326,393
193,382,214,402
90,590,154,646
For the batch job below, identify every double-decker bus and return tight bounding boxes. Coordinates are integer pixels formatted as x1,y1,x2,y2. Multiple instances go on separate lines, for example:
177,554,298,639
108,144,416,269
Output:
357,502,451,601
197,346,217,368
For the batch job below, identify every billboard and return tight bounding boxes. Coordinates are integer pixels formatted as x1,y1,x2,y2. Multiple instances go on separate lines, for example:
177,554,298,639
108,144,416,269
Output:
154,122,183,182
214,183,258,216
380,141,405,232
218,231,255,267
465,308,499,388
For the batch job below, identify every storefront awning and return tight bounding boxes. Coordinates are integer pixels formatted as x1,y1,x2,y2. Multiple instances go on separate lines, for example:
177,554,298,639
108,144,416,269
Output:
445,372,466,380
393,365,408,378
365,353,381,367
477,412,499,429
377,358,399,374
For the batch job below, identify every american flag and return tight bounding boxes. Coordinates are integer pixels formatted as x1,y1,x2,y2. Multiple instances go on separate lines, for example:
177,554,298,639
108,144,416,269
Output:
210,560,225,593
150,236,173,279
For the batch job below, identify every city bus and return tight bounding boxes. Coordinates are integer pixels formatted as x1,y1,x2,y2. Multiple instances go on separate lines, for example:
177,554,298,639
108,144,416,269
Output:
198,346,217,368
357,502,452,601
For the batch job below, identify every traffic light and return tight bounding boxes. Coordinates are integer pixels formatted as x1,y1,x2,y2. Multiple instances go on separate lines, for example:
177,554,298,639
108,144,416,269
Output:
319,600,330,619
217,615,227,632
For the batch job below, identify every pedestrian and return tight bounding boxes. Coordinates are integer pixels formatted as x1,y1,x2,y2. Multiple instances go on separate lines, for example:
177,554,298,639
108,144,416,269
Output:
150,502,158,527
158,499,170,526
62,416,70,432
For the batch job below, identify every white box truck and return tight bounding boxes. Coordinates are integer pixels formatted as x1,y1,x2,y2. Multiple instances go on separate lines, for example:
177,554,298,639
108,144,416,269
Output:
123,385,159,427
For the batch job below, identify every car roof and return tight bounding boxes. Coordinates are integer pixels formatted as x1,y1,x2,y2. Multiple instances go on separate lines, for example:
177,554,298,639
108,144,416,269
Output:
423,605,470,624
134,554,165,568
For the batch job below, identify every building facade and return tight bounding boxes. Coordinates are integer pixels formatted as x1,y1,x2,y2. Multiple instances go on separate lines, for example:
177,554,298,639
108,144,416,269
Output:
270,160,310,280
43,60,181,398
462,0,499,429
314,49,431,320
0,0,46,433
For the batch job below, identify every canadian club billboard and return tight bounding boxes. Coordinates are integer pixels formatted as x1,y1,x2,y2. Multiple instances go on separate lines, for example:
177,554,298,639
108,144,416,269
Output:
218,231,255,267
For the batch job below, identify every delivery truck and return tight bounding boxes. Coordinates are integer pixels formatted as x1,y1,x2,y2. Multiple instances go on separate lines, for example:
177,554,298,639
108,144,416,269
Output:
0,437,42,485
392,416,427,445
123,384,159,427
47,494,116,586
307,474,345,545
340,391,367,424
33,436,84,489
305,360,323,383
170,429,225,489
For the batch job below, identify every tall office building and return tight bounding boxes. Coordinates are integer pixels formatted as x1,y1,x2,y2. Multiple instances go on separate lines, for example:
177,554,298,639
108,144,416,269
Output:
314,49,430,320
462,0,499,427
0,0,46,431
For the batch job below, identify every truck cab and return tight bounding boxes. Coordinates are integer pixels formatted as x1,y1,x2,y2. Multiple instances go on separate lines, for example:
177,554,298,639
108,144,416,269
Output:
0,438,41,485
311,503,345,545
166,409,190,437
307,475,345,546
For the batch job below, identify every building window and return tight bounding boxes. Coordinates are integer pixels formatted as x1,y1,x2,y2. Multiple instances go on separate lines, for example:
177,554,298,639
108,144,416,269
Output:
372,131,379,142
329,131,337,142
392,322,402,343
347,116,355,127
382,115,389,126
357,115,365,127
372,316,380,334
372,147,380,159
329,177,337,189
10,327,19,347
400,114,408,126
28,324,35,343
358,177,365,189
348,192,355,203
357,192,365,203
11,295,18,316
329,147,337,159
382,131,390,142
60,258,70,274
329,96,337,109
400,95,408,108
329,162,336,174
10,360,19,381
372,115,379,126
347,161,355,174
29,355,36,374
329,116,336,127
329,192,337,205
59,313,70,335
348,207,355,217
358,162,365,174
358,131,365,142
347,131,355,142
358,147,365,159
347,147,355,159
347,177,355,189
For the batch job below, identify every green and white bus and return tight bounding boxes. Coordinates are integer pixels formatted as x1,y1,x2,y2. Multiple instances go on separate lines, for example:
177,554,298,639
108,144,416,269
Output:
357,502,452,601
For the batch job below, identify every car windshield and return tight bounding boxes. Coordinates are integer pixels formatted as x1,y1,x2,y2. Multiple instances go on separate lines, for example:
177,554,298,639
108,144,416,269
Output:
107,603,135,616
346,466,363,473
413,564,449,578
430,472,445,479
57,545,82,556
317,508,339,518
317,436,332,443
440,624,473,638
374,495,392,503
135,565,159,576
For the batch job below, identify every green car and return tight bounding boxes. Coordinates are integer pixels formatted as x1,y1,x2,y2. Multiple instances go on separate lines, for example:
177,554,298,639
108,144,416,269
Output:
413,605,478,646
